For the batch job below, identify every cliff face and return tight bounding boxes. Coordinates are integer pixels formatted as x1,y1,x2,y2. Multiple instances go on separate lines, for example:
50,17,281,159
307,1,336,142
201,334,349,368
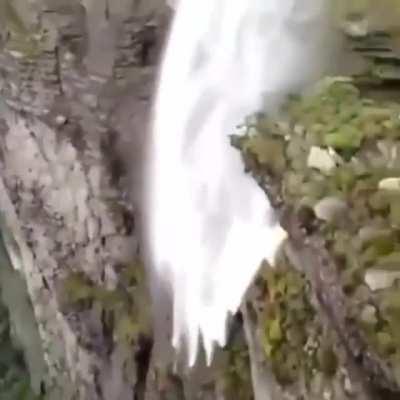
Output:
0,0,170,398
1,1,400,399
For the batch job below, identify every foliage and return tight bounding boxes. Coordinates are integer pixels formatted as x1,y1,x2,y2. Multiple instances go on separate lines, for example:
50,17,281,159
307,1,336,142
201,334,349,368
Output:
0,287,42,399
236,77,400,392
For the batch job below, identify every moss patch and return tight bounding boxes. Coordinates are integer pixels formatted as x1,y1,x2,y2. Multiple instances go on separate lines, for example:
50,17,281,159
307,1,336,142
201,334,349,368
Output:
258,257,337,387
60,260,149,347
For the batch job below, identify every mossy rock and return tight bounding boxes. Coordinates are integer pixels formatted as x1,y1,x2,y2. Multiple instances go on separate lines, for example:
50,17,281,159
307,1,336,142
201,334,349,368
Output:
59,260,150,347
235,77,400,395
258,257,338,388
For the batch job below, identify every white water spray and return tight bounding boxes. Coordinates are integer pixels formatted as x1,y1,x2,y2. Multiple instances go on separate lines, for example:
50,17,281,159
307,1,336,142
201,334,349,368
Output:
145,0,339,367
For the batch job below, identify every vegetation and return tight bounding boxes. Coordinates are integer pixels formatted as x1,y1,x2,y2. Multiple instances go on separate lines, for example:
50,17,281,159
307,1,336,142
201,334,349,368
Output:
231,76,400,397
0,278,42,400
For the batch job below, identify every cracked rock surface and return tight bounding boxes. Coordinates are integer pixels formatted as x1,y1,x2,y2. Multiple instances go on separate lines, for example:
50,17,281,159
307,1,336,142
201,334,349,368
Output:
0,0,170,398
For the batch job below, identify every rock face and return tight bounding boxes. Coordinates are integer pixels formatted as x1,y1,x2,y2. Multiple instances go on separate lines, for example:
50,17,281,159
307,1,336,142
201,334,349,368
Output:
0,0,170,398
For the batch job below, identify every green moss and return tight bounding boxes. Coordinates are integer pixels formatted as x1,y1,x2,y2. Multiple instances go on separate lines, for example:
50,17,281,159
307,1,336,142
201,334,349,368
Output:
242,135,286,174
115,313,139,344
60,260,149,346
258,258,337,386
0,0,40,57
236,78,400,389
221,341,253,400
325,125,364,150
62,272,94,305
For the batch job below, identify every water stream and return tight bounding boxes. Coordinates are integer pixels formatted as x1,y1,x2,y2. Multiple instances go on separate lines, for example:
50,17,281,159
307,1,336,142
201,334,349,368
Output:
145,0,339,368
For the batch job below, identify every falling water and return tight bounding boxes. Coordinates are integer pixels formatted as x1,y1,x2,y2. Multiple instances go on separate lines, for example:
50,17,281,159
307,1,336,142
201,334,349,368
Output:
145,0,340,367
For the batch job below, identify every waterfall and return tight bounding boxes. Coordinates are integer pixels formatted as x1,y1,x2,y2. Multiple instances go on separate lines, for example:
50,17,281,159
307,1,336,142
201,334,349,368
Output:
144,0,339,367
